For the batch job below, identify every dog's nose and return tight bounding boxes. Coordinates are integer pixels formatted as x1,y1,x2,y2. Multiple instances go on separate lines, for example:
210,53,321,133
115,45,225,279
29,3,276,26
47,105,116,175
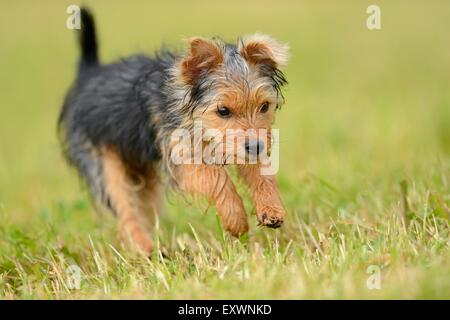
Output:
244,140,264,155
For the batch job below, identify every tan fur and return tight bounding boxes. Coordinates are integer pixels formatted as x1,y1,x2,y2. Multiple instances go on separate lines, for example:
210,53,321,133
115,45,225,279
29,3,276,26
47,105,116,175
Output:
169,37,287,232
102,148,162,254
188,75,277,165
239,34,289,68
180,37,224,85
238,165,285,226
175,164,249,236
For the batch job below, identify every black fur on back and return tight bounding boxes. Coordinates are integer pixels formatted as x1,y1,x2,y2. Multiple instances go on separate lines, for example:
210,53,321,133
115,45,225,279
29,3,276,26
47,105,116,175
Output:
59,53,180,170
58,7,182,182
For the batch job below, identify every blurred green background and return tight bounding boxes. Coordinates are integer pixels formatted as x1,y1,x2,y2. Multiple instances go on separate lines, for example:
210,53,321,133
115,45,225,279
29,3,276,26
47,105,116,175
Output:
0,0,449,299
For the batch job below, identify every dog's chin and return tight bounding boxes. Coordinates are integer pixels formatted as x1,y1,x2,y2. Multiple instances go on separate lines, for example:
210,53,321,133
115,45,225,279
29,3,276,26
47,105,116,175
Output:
210,158,231,166
211,156,262,166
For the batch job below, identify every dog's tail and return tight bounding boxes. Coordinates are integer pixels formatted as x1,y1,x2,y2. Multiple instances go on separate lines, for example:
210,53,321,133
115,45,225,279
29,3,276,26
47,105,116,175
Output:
78,7,99,70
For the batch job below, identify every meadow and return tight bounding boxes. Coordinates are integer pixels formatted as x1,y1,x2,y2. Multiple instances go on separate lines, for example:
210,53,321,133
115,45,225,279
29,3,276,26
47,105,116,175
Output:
0,0,449,299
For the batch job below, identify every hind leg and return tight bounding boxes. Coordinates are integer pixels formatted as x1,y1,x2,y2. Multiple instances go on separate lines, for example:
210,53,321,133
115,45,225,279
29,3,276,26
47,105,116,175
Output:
101,148,160,254
131,161,163,227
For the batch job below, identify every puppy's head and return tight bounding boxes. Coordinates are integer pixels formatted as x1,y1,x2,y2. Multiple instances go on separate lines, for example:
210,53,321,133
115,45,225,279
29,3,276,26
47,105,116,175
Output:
174,34,289,165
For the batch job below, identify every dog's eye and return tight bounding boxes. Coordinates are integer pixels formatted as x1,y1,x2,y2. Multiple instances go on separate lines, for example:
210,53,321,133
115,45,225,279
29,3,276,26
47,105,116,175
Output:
217,106,231,118
260,102,270,113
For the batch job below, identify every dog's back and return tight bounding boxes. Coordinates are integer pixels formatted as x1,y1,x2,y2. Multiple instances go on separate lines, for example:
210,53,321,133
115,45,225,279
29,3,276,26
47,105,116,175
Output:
58,8,173,211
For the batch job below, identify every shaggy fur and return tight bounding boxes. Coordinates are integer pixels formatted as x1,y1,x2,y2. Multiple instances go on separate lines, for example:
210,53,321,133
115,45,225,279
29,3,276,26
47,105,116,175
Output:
59,7,289,253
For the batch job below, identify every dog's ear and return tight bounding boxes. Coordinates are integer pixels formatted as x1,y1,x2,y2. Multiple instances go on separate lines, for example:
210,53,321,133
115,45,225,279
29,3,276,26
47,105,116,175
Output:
180,37,224,85
238,34,289,69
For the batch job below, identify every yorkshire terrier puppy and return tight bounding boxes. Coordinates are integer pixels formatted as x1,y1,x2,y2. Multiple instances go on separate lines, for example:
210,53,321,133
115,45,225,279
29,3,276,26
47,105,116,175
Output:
59,8,289,253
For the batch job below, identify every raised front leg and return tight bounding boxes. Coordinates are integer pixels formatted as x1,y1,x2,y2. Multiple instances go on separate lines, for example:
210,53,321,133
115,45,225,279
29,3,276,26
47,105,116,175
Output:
176,164,249,236
238,165,285,228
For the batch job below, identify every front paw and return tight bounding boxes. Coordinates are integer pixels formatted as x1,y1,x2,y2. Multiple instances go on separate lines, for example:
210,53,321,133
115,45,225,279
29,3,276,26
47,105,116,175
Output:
256,206,285,228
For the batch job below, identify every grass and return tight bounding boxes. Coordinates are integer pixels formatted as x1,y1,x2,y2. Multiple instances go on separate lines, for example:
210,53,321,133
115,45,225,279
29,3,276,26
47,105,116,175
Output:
0,0,449,299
